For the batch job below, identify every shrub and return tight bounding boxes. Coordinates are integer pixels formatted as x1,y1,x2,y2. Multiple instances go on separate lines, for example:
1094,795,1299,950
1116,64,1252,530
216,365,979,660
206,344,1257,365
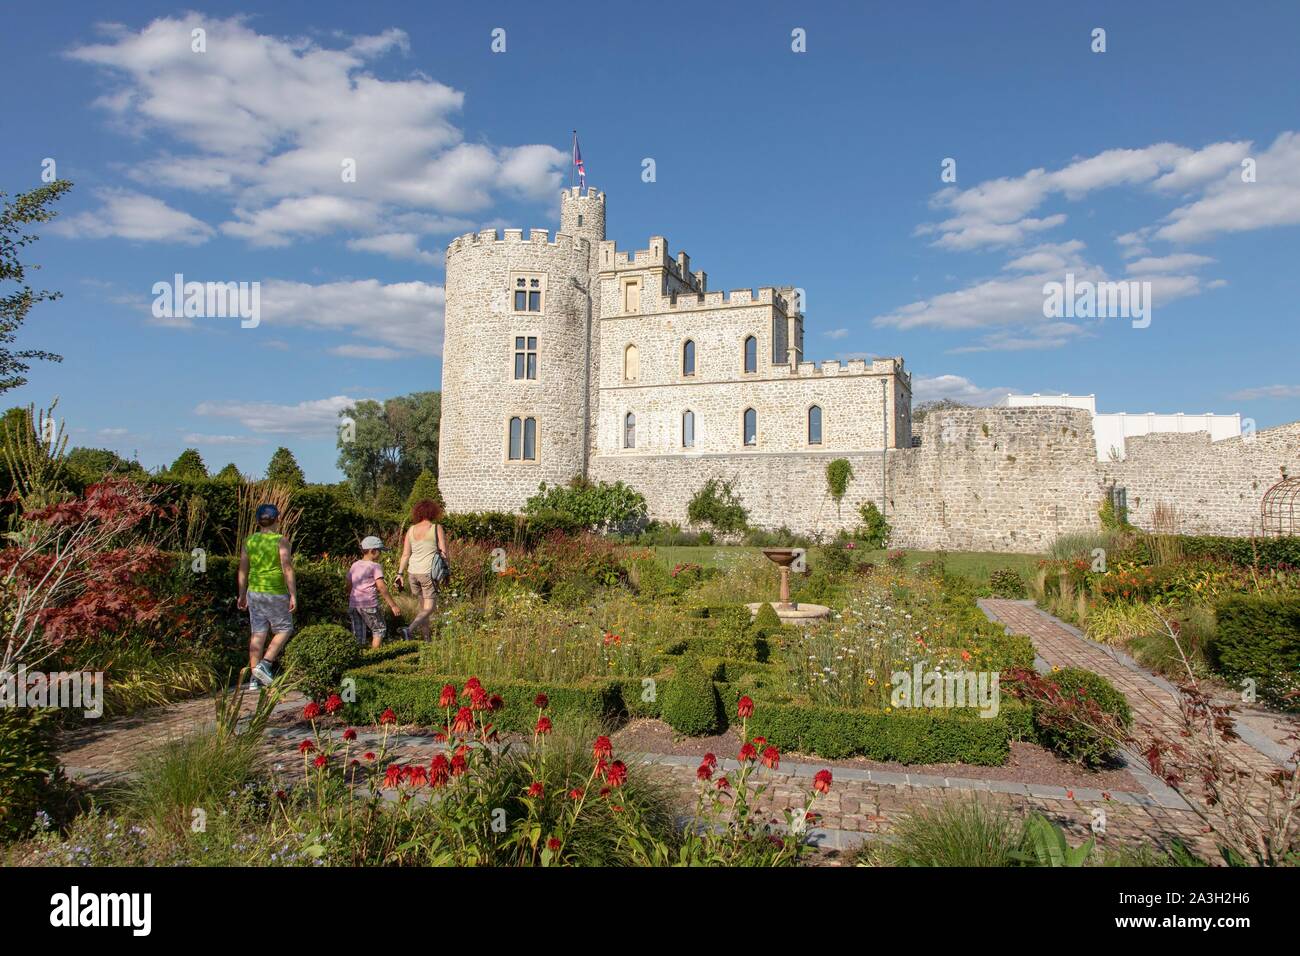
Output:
661,658,722,736
1023,667,1132,767
686,477,748,533
878,800,1024,867
856,501,891,549
404,469,444,514
0,709,74,843
818,543,855,573
1209,594,1300,709
284,624,363,700
523,479,648,534
825,459,853,504
885,549,907,569
751,602,783,636
988,568,1027,599
121,728,262,836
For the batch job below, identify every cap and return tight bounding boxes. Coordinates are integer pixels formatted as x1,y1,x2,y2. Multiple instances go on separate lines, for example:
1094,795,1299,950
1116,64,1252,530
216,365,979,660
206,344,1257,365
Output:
360,535,385,551
255,504,279,522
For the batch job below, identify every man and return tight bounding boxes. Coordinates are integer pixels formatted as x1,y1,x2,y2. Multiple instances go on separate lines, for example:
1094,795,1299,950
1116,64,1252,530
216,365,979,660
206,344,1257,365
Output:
237,503,297,690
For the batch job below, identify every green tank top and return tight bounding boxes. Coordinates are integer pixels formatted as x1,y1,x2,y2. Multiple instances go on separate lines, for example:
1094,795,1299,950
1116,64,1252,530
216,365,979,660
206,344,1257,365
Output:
246,533,288,594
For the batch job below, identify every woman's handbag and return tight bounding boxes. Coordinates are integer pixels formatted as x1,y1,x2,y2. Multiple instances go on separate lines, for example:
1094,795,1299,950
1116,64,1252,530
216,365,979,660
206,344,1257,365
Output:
431,550,451,585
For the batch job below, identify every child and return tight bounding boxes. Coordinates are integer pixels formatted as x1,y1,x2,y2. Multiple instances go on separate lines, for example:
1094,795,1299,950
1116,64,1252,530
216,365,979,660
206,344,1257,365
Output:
237,503,298,691
347,536,402,648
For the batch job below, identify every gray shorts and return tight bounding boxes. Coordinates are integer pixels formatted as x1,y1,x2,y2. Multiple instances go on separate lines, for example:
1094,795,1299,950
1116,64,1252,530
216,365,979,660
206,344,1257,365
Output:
408,572,439,604
349,606,386,644
248,592,293,636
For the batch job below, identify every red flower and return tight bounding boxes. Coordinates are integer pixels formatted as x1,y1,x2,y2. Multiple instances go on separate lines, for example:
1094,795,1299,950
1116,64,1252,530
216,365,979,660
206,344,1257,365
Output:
813,769,833,794
527,781,544,798
342,727,357,742
547,837,561,852
298,739,316,755
696,762,713,781
605,761,628,787
468,686,490,711
384,764,405,787
380,708,397,725
303,701,322,720
752,736,767,746
760,746,780,770
488,694,504,712
715,776,731,790
407,765,429,788
534,693,549,709
739,743,757,762
430,754,451,788
464,676,482,692
363,751,376,761
737,696,754,719
592,735,613,761
325,693,344,715
275,789,287,801
313,754,328,768
535,716,553,735
701,752,718,769
450,753,468,776
439,684,458,708
452,707,474,733
348,759,360,769
568,787,585,800
599,786,611,798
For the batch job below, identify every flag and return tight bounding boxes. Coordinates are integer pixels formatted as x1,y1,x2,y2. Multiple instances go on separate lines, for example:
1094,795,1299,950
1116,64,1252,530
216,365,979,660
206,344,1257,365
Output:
573,133,586,190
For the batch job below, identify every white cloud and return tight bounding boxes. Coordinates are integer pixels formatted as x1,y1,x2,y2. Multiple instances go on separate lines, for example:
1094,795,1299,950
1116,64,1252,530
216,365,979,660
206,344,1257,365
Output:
912,374,1013,407
1227,384,1300,400
222,195,380,247
825,328,850,340
330,344,404,360
194,395,358,437
1125,253,1215,274
257,278,444,356
52,188,213,244
181,432,267,446
346,232,440,263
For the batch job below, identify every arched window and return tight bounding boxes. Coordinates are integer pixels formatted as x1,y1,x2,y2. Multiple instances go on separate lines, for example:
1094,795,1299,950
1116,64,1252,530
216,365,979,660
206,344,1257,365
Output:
743,336,757,373
508,417,537,461
682,339,696,377
624,412,636,449
624,344,639,381
682,410,695,448
743,408,757,446
808,405,823,445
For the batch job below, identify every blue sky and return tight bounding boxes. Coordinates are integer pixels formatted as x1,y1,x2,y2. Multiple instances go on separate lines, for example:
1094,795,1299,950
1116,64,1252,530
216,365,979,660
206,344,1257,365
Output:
4,0,1299,481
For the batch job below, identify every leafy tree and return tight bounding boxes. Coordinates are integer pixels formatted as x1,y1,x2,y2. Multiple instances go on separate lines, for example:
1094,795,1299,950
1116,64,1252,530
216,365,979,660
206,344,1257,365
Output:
336,391,440,501
856,501,892,549
523,478,647,533
265,446,306,488
65,446,145,482
404,468,444,515
215,463,242,482
168,448,207,480
687,476,748,533
1,181,70,394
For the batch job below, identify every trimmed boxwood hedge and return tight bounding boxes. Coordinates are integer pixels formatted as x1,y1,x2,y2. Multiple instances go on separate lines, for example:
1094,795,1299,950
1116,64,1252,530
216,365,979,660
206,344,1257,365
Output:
1129,534,1300,568
1210,594,1300,710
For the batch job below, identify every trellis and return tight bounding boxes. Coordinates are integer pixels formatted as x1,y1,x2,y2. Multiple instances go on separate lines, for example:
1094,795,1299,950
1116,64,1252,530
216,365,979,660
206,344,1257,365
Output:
1260,472,1300,536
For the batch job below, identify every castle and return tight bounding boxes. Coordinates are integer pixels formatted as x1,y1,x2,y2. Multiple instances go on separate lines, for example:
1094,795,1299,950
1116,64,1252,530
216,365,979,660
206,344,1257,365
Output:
439,187,1300,550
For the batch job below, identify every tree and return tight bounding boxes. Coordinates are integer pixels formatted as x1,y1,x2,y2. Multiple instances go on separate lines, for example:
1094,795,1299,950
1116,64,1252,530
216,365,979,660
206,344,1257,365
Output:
265,446,306,488
404,468,444,516
336,391,440,502
1,181,71,393
911,398,971,423
168,448,207,480
65,447,146,482
215,463,242,482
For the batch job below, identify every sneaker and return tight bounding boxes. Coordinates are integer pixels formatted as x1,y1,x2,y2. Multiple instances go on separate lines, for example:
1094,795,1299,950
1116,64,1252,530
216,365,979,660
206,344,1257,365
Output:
247,678,260,693
252,660,275,687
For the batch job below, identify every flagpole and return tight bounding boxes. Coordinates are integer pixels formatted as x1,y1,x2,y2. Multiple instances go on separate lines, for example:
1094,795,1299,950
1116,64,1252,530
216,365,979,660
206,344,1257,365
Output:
571,130,577,189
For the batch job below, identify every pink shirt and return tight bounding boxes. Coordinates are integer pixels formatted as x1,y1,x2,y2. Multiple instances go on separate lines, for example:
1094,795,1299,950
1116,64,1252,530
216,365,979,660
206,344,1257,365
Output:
348,560,384,608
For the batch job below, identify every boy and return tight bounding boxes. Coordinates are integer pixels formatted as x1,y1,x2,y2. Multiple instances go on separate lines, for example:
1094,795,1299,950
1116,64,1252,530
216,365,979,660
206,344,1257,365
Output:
348,536,402,648
237,504,298,691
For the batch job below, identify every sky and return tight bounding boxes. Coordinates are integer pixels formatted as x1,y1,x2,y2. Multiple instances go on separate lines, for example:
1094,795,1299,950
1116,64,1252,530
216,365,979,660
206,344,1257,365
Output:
3,0,1299,481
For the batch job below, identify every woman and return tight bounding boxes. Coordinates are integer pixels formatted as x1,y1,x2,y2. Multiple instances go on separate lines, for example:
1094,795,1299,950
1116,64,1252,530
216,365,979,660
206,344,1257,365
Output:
396,499,447,639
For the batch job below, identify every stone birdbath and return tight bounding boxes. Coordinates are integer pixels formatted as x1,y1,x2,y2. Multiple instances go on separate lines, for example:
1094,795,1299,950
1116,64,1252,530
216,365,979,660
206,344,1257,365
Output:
746,547,831,624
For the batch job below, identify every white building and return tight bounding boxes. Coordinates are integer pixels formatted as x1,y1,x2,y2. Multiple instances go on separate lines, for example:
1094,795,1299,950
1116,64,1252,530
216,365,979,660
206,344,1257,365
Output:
1003,393,1242,461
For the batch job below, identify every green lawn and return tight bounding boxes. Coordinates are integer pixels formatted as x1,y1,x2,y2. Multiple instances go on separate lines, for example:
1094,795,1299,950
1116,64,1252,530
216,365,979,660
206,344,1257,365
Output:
649,545,1041,583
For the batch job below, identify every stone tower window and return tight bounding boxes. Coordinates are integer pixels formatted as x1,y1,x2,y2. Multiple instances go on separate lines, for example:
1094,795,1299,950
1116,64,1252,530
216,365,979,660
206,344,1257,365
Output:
508,416,537,460
743,408,757,446
512,274,544,313
514,336,538,380
624,344,640,382
577,214,584,226
682,339,696,377
743,336,757,374
682,410,695,448
808,405,823,445
624,412,636,449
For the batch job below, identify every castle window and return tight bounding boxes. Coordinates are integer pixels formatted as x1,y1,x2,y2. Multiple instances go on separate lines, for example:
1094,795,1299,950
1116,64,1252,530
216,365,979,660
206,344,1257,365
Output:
808,405,823,445
743,336,757,374
514,336,537,380
508,416,537,461
743,408,757,446
682,410,695,448
512,274,544,313
622,278,642,314
624,412,636,449
624,344,640,382
577,214,584,226
682,339,696,377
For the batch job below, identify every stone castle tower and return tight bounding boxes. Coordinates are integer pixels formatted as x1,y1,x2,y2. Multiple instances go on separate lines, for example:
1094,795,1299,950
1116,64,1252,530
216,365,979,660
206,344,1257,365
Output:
438,187,605,510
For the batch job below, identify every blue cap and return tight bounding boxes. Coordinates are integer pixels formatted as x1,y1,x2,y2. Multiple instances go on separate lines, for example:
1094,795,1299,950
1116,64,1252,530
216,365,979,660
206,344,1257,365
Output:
255,504,279,522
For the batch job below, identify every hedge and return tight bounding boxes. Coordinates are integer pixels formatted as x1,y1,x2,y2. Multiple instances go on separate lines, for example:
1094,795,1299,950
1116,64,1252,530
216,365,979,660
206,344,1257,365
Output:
1210,594,1300,709
185,554,350,628
1128,534,1300,568
440,510,584,547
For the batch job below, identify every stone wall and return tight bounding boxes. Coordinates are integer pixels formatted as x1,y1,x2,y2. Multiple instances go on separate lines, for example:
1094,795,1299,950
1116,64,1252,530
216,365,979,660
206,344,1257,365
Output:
1099,422,1300,535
